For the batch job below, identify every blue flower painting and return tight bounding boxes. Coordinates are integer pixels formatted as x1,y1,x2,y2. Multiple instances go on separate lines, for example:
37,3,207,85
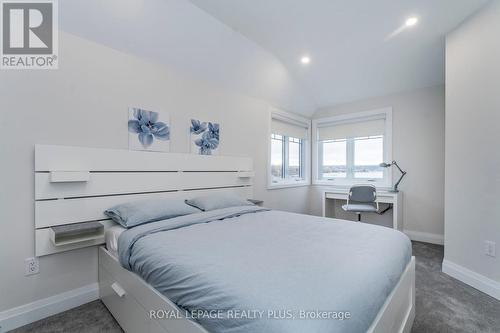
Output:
128,108,170,152
190,119,220,155
190,119,207,135
206,122,219,141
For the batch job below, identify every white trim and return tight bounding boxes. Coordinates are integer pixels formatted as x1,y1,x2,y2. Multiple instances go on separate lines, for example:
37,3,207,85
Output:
267,108,311,190
0,283,99,332
315,184,393,191
314,108,389,126
267,181,310,190
312,107,393,188
404,230,444,245
442,259,500,301
270,108,311,128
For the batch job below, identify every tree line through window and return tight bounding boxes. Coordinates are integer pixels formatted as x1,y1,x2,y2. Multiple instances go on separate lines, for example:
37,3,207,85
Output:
319,135,384,181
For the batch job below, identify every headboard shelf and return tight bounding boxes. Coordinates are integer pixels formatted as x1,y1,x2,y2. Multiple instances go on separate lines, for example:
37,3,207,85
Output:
50,171,90,183
35,171,251,200
35,144,254,256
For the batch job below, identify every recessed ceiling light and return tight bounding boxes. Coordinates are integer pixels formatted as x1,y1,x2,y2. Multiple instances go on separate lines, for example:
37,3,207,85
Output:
301,56,311,65
405,17,418,27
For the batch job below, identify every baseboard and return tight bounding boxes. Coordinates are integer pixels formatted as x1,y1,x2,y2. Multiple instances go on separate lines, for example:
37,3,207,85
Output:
442,259,500,301
0,283,99,332
403,230,444,245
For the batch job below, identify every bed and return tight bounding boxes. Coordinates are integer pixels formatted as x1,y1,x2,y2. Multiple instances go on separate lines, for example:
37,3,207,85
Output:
109,205,413,333
34,144,415,333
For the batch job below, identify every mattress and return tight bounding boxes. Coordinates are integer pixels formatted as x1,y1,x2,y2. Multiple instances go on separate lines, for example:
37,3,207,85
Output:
105,224,125,258
118,206,412,333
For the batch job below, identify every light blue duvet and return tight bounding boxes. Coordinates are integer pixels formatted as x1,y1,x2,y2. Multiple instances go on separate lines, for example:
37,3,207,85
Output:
118,206,411,333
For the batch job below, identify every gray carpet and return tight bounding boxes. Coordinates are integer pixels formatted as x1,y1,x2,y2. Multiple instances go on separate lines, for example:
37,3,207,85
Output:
412,242,500,333
11,242,500,333
10,300,122,333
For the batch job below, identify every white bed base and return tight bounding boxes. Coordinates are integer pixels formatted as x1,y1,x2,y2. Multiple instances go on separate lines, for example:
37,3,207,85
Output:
99,247,210,333
100,246,415,333
367,256,415,333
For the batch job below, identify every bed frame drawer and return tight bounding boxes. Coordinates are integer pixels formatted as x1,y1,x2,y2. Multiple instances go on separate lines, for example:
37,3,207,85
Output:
98,247,209,333
99,266,164,333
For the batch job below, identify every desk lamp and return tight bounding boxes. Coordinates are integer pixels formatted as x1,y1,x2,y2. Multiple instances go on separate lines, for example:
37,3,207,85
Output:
380,161,407,192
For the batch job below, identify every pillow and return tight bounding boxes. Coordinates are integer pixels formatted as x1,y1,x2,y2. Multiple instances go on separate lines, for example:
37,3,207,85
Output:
104,198,201,228
185,193,254,211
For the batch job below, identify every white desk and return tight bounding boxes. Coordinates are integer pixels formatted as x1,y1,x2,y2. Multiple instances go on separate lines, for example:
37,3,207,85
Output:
322,189,403,230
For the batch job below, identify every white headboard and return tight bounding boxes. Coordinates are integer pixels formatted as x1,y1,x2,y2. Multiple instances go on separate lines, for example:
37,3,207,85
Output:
35,144,254,256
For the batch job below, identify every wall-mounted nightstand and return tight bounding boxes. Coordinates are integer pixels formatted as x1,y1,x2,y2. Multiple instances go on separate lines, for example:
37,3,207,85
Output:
248,199,264,206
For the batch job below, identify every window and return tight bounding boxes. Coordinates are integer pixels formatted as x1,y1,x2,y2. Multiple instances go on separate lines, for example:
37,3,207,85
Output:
287,137,302,179
269,110,310,188
271,134,304,183
271,134,284,180
354,136,384,179
320,139,347,179
313,108,392,187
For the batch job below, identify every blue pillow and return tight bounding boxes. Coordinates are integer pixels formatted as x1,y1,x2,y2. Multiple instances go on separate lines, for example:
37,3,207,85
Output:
185,194,254,211
105,198,201,228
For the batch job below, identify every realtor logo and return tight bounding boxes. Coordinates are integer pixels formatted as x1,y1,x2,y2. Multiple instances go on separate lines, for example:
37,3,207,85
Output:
1,0,58,69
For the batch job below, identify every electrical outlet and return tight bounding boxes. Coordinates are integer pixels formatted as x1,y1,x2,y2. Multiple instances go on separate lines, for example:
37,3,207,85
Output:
25,257,39,276
484,241,496,258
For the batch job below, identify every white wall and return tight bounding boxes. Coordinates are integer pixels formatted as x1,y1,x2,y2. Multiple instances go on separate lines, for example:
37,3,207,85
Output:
58,0,317,116
0,32,310,312
310,86,445,242
444,0,500,298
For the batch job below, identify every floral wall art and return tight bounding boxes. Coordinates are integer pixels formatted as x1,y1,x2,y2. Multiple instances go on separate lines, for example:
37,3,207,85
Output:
190,119,220,155
128,107,170,152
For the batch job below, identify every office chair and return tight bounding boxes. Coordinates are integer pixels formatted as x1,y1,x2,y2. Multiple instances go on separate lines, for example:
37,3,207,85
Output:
342,185,379,222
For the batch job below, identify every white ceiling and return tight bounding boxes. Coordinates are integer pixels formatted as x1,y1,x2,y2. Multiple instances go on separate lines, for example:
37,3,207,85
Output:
189,0,489,107
60,0,489,115
59,0,316,115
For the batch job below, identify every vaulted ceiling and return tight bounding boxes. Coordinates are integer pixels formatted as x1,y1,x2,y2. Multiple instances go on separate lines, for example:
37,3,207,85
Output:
60,0,489,115
59,0,316,114
189,0,490,107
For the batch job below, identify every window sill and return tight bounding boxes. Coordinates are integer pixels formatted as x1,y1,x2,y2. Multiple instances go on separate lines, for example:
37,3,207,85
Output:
312,181,392,191
268,181,310,190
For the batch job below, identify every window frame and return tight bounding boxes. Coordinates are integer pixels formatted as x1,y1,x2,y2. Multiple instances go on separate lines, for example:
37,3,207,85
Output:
312,108,393,189
268,109,311,189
